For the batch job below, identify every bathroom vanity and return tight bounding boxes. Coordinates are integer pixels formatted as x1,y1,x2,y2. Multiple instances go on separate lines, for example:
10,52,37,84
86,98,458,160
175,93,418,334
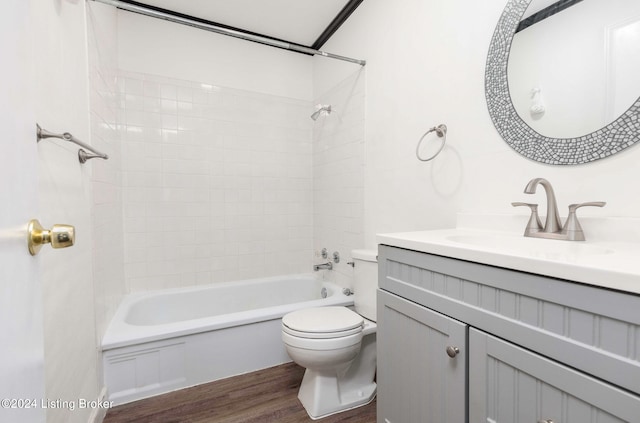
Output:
376,230,640,423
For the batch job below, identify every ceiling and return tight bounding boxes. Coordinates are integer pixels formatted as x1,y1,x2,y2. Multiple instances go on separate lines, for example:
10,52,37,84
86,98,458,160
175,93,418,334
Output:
131,0,357,48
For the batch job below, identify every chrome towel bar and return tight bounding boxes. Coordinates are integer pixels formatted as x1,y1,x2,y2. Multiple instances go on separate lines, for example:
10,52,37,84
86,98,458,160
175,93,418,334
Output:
36,124,109,163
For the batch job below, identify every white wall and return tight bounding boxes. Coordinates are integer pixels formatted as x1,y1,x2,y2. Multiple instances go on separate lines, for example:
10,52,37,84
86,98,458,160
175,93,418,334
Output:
117,11,313,101
32,0,100,421
315,0,640,249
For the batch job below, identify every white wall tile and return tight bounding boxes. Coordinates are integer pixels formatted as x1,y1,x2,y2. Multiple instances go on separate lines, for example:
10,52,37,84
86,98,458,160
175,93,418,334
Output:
312,70,366,291
120,72,314,291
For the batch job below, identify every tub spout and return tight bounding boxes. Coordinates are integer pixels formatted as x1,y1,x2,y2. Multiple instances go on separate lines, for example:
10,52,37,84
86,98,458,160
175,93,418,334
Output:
313,262,333,271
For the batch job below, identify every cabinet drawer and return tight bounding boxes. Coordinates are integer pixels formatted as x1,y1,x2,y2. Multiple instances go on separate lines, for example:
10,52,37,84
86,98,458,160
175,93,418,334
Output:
469,329,640,423
378,245,640,394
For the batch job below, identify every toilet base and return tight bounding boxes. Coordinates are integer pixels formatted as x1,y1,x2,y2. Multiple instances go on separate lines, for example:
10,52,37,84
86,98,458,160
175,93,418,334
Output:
297,332,377,420
298,369,376,420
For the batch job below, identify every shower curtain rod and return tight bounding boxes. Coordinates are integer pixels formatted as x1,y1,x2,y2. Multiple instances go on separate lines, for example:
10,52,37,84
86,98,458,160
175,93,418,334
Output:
91,0,366,66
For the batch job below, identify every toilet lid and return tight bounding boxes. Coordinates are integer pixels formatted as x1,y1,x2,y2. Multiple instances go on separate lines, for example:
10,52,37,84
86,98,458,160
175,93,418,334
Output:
282,307,363,335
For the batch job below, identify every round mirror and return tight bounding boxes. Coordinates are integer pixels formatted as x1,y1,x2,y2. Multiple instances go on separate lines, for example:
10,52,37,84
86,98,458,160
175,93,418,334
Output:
486,0,640,164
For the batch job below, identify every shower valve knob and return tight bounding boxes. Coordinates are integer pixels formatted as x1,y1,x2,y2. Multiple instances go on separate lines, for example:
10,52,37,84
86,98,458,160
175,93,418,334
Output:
28,219,75,256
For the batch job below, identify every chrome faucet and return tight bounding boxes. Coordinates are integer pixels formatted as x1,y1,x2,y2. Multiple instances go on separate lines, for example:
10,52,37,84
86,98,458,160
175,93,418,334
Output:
313,262,333,271
513,178,605,241
523,177,562,233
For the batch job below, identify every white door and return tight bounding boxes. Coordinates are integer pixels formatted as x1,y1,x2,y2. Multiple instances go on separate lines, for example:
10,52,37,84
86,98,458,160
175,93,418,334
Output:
0,1,46,422
606,15,640,121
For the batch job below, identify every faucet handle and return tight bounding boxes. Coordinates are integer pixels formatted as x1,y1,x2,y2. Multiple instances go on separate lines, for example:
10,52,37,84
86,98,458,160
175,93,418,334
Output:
561,202,606,241
567,201,606,212
512,202,543,236
512,202,537,208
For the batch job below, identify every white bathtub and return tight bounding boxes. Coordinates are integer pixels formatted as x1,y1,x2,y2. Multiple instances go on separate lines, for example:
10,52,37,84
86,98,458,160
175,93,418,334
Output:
102,274,353,405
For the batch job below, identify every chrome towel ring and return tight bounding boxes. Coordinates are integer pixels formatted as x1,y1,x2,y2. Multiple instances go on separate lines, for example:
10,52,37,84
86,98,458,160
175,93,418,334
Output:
416,124,447,162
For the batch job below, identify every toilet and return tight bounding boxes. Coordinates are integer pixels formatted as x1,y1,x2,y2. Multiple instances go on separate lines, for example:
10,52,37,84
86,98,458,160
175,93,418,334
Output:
281,249,378,420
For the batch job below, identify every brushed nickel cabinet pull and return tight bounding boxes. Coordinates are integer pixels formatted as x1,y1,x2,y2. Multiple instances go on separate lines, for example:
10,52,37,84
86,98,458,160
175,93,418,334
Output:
446,346,460,358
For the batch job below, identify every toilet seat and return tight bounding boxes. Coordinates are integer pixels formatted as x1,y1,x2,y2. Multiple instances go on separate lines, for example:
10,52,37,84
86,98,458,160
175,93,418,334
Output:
282,324,363,339
282,330,363,351
282,307,363,339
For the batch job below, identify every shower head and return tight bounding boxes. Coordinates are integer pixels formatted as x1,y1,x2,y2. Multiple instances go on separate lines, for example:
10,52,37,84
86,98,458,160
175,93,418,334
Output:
311,104,332,121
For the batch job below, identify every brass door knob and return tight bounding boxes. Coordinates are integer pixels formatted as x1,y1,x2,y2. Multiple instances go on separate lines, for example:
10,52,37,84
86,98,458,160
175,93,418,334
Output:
28,219,75,256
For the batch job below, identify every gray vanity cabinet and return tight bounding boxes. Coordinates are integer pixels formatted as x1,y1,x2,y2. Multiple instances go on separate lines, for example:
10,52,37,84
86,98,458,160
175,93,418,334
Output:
377,289,466,423
469,329,639,423
377,245,640,423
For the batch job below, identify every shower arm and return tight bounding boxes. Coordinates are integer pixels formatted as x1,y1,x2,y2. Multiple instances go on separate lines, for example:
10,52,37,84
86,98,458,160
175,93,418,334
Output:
311,105,332,121
91,0,366,66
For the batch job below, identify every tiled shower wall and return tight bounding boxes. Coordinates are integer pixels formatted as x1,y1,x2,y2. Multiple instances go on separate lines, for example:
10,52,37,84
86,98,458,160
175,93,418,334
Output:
313,69,366,288
87,2,125,341
119,72,313,292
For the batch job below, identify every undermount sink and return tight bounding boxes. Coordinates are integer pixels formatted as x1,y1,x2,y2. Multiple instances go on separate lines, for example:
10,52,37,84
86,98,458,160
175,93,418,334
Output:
445,233,615,260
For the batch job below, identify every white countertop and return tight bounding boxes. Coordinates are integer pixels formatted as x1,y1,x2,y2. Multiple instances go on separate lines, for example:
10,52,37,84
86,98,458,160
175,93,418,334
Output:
377,216,640,295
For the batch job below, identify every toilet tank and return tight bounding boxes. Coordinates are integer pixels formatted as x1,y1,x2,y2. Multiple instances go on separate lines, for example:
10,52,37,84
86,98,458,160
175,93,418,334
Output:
351,249,378,322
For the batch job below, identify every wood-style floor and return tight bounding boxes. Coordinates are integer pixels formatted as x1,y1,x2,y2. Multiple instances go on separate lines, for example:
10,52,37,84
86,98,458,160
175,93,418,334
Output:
103,363,376,423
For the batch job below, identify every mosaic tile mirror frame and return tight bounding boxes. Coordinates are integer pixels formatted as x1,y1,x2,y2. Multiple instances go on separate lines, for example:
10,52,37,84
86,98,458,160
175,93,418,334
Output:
485,0,640,165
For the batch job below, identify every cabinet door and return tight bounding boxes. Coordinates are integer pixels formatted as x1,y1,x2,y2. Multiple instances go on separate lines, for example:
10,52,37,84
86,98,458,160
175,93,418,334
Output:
469,328,640,423
377,290,467,423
